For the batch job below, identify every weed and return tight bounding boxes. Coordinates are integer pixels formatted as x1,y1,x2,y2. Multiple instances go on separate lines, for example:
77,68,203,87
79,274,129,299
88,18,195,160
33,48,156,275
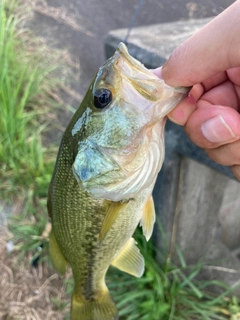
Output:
0,0,77,267
0,0,66,200
7,194,49,262
106,231,240,320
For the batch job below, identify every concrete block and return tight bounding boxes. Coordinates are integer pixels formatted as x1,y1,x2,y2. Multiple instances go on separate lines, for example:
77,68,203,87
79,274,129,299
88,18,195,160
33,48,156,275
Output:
198,241,240,296
218,180,240,250
105,18,212,68
156,156,240,293
171,157,227,264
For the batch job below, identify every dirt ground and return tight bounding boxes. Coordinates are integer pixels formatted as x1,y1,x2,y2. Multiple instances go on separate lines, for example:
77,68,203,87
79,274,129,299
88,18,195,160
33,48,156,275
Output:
0,226,71,319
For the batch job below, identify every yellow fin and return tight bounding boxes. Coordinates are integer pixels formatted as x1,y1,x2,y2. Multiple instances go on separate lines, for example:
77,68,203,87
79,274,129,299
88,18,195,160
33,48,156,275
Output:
140,195,156,241
111,238,144,277
99,201,128,242
49,231,68,276
71,290,118,320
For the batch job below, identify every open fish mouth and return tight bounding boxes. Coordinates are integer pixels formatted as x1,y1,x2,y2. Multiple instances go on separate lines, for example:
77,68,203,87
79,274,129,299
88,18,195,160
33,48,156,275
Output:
115,42,190,94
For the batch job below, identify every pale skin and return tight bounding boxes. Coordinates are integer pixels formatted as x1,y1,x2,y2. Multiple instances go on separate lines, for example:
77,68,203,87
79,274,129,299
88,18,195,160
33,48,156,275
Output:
153,0,240,179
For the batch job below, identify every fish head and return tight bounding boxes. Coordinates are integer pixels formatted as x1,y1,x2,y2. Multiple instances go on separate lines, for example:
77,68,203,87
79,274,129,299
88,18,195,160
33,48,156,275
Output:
71,42,190,201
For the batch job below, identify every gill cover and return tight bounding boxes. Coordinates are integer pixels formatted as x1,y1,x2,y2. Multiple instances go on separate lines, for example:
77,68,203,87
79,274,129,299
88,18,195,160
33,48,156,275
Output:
73,140,119,184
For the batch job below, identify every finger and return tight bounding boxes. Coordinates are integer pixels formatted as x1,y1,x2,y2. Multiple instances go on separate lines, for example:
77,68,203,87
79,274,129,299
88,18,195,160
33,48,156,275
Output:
152,68,200,125
151,67,162,78
205,139,240,166
227,67,240,87
227,68,240,102
167,96,196,125
162,1,240,87
167,85,203,125
185,105,240,148
201,72,227,92
198,81,240,111
154,67,229,92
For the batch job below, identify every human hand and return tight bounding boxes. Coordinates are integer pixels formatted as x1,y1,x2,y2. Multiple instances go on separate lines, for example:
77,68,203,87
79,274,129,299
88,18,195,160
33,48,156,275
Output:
153,0,240,179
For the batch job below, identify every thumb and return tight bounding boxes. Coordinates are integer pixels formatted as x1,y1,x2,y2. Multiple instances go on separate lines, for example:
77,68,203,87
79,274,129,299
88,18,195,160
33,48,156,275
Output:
162,0,240,87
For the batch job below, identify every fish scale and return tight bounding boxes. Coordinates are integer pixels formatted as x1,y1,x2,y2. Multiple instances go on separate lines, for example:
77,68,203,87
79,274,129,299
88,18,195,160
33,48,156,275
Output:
52,149,110,296
48,43,190,320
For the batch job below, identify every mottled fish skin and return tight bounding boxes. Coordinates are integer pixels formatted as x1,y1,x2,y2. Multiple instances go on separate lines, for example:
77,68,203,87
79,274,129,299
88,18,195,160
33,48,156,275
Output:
47,43,190,320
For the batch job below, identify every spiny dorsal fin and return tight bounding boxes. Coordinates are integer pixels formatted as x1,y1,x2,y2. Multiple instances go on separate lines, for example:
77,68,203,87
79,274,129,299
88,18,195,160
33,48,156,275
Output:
99,201,128,242
140,195,156,241
111,237,144,277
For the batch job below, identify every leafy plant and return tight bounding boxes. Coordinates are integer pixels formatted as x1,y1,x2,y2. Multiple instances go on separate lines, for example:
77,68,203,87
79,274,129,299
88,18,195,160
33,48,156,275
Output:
0,0,64,199
7,191,50,262
0,0,74,265
106,231,240,320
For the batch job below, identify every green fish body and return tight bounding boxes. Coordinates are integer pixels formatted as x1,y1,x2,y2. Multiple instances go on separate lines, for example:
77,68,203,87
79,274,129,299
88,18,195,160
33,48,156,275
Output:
47,43,189,320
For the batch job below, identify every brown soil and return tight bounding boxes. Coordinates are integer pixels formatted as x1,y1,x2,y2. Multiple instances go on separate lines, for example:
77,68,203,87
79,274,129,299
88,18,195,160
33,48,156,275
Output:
0,226,71,320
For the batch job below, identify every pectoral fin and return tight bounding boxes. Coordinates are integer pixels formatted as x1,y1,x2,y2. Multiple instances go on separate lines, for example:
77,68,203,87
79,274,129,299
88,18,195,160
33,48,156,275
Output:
140,195,156,241
111,238,144,277
99,201,128,242
49,231,68,276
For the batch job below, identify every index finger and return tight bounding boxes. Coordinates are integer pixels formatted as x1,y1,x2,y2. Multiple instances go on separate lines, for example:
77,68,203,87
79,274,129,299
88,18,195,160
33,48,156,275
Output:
162,1,240,87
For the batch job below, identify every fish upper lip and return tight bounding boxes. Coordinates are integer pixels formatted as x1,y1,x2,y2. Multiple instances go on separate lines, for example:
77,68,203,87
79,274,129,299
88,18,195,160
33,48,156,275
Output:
116,42,151,75
116,42,191,95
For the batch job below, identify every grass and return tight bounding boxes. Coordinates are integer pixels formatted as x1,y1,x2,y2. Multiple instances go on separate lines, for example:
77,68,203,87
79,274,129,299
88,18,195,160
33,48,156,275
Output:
0,0,68,266
0,0,79,253
0,0,66,200
0,0,77,267
107,230,240,320
7,193,50,262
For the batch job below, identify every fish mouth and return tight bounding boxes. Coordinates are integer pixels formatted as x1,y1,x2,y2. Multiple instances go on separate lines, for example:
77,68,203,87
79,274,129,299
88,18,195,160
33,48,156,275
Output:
116,42,146,73
116,42,190,95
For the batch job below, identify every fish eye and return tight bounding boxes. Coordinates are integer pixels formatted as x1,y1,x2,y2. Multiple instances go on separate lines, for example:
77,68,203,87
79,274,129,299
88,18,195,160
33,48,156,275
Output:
93,89,112,109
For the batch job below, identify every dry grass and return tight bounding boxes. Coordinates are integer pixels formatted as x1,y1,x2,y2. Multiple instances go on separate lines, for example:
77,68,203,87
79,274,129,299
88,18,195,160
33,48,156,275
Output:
0,226,71,320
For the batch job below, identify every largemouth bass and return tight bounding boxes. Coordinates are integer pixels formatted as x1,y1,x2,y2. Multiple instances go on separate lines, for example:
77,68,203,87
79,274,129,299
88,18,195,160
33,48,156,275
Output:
47,42,189,320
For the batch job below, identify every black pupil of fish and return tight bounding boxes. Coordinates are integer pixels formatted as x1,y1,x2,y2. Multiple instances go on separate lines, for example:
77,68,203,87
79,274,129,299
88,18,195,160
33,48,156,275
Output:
94,89,112,109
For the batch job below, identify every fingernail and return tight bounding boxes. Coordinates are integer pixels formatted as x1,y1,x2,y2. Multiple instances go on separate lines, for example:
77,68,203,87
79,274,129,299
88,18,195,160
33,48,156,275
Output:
201,115,236,143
